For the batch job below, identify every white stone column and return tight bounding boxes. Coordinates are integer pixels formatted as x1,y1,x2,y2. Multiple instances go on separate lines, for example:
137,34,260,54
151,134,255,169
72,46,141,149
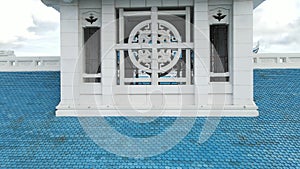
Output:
59,1,80,108
194,0,210,106
232,0,254,105
101,0,116,105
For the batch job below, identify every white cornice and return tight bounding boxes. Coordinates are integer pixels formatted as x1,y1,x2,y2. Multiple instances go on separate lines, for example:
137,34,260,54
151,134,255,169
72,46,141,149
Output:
41,0,60,11
41,0,266,12
41,0,74,11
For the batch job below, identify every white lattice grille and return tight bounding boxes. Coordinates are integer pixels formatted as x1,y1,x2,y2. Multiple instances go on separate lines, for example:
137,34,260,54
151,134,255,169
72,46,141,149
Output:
116,7,194,85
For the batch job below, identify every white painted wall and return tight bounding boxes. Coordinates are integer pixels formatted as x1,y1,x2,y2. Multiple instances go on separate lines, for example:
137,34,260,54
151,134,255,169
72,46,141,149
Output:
44,0,261,117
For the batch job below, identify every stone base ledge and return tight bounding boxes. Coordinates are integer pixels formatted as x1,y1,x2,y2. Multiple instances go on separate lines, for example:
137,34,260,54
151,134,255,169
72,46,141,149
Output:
56,103,259,117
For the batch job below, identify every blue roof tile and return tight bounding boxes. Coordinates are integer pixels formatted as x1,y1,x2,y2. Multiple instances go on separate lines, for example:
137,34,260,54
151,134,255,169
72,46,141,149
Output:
0,70,299,168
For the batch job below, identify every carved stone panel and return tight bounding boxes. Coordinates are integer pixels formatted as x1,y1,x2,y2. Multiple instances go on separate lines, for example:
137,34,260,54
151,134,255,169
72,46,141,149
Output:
81,10,101,27
128,19,182,73
209,7,229,25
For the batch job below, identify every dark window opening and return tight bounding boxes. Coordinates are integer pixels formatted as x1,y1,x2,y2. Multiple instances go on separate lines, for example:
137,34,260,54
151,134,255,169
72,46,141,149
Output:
84,78,101,83
210,24,229,82
210,24,228,73
84,27,101,74
210,77,229,82
84,27,101,83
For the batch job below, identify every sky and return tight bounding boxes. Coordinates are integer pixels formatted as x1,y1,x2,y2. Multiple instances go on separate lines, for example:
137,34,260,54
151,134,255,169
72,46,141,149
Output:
0,0,299,56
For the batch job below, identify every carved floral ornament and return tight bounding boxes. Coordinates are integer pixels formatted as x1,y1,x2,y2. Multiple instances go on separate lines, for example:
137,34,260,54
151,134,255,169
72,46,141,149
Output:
128,20,182,74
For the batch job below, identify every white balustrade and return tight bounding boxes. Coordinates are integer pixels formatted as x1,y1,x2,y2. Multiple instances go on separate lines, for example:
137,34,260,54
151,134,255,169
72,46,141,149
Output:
253,53,300,69
0,56,60,72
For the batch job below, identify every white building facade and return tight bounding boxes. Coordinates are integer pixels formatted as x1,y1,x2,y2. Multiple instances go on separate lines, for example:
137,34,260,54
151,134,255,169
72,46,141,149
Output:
42,0,265,117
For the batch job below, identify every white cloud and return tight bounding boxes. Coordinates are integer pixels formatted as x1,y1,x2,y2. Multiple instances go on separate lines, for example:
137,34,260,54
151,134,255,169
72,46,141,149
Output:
0,0,299,55
254,0,300,53
0,0,60,56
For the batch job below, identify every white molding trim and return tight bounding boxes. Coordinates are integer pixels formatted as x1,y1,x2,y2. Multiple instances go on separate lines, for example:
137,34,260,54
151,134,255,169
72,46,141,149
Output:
56,104,259,117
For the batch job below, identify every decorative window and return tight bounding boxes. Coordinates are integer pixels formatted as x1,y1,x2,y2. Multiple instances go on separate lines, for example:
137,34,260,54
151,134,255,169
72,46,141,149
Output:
81,10,101,83
116,7,194,85
209,7,230,82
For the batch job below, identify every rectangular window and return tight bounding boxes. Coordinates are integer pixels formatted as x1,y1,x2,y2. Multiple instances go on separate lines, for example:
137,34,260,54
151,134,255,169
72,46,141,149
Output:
210,24,229,82
83,27,101,83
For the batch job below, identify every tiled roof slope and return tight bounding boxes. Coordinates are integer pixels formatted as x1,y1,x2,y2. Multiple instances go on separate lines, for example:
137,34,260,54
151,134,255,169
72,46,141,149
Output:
0,70,299,168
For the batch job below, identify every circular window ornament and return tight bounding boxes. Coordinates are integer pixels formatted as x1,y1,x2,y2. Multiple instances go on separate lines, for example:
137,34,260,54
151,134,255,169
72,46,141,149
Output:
128,20,182,74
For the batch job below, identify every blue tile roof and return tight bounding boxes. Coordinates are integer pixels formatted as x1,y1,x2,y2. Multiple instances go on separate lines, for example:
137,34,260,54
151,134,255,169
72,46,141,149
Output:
0,70,299,168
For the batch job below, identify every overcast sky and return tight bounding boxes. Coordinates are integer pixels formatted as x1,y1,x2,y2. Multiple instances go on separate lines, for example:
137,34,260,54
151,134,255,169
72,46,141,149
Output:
0,0,299,56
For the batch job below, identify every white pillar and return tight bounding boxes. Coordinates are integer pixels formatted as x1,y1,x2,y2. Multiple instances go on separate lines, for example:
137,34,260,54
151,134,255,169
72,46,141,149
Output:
59,1,80,108
101,0,116,105
232,0,254,105
194,0,210,106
